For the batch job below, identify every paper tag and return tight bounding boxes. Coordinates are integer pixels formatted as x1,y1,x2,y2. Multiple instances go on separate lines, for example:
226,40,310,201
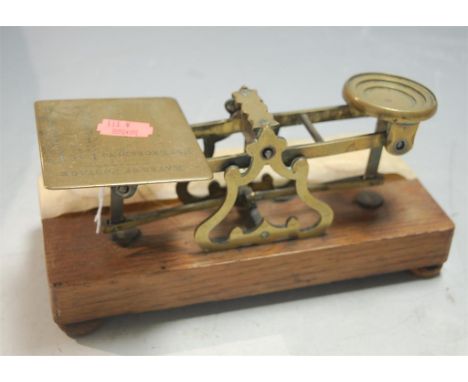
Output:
97,119,153,137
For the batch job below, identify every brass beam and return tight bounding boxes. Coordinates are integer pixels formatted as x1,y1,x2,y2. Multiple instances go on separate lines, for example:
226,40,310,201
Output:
191,104,365,139
206,132,386,173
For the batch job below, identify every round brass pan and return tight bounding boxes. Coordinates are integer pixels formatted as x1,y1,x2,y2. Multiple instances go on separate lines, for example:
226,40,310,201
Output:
343,72,437,122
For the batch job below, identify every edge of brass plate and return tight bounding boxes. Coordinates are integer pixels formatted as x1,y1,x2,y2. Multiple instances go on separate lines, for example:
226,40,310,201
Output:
35,97,212,189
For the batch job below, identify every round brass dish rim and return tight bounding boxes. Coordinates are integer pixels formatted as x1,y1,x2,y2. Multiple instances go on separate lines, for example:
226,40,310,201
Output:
342,72,437,122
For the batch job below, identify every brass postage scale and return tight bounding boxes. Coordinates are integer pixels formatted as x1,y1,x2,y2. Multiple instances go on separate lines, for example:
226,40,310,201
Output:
35,73,454,336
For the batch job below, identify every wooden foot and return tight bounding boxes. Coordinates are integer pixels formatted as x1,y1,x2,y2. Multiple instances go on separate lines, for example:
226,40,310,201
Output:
58,319,105,337
410,264,443,279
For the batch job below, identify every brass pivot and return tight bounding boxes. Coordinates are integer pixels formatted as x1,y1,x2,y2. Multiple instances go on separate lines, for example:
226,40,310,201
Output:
343,72,437,156
110,185,141,246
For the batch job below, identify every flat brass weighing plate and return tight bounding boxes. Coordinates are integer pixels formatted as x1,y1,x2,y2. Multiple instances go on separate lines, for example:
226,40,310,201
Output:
343,73,437,122
35,98,212,189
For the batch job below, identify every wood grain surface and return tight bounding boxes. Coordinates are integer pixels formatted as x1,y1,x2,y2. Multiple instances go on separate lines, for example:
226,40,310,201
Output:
41,179,454,331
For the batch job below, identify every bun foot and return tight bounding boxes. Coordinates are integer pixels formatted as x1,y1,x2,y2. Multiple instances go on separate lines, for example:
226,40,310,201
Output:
410,264,443,279
58,318,104,337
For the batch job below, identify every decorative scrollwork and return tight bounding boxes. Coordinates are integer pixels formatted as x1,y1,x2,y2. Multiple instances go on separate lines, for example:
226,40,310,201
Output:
195,126,334,251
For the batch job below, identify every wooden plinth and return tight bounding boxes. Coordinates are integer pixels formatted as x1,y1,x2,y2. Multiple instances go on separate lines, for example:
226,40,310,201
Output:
41,179,454,336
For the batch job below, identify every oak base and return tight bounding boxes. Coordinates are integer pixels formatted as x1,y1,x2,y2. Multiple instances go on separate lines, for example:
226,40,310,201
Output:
41,179,454,337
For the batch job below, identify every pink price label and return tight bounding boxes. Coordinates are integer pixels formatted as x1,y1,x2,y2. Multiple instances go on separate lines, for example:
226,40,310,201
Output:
97,119,154,138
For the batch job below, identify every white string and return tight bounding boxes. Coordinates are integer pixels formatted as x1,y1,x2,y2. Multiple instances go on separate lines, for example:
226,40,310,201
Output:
94,187,105,234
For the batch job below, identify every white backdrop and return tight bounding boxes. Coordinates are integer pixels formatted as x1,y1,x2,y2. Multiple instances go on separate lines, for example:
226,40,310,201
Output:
0,27,467,355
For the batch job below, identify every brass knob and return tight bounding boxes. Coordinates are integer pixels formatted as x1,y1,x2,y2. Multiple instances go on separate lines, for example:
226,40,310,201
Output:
343,72,437,123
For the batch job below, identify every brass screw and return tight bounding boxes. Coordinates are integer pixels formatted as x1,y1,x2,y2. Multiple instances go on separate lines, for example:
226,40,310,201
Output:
262,147,275,160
